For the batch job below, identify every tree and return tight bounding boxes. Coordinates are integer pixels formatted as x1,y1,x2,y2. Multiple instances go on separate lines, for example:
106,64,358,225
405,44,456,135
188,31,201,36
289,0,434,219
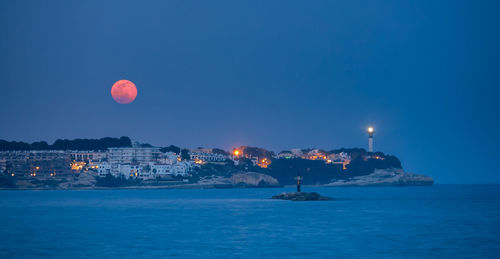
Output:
268,158,343,185
0,136,134,151
212,148,229,155
31,141,50,150
161,145,181,154
95,174,130,187
239,146,275,159
180,149,190,161
0,140,30,151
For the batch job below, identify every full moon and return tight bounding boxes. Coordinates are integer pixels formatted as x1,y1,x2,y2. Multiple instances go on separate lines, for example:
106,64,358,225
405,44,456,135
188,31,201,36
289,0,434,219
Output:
111,80,137,104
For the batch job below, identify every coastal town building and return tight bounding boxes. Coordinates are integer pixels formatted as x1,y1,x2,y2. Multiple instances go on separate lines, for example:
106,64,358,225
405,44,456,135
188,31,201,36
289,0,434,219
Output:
275,151,295,159
107,147,161,164
189,151,227,163
306,149,327,160
157,152,179,164
0,159,6,173
68,151,107,162
0,150,69,162
327,152,350,162
95,147,194,180
0,151,71,177
152,163,193,177
97,160,193,179
290,149,305,158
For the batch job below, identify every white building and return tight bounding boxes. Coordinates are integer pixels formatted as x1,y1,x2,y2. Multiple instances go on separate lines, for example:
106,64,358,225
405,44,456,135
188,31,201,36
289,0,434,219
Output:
0,159,6,173
97,162,142,179
97,160,192,179
157,152,178,164
0,150,68,161
108,147,161,164
327,152,351,162
276,151,295,159
189,151,227,162
68,151,107,162
97,162,112,177
151,163,190,177
290,149,305,158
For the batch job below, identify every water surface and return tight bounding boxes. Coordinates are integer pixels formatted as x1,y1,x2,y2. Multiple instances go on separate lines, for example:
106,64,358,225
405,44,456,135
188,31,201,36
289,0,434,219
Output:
1,185,499,258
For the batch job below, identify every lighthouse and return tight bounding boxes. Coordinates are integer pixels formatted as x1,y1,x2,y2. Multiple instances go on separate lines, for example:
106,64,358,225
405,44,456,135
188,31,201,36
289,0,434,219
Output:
367,127,374,153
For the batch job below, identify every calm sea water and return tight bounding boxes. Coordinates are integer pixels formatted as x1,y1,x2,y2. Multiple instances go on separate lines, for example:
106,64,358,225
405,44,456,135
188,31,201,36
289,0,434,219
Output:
0,185,499,258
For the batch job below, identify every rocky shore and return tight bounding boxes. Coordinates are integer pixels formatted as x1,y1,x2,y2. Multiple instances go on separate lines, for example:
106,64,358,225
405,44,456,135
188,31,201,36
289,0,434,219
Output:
230,172,280,187
325,168,434,187
0,171,281,190
1,169,435,190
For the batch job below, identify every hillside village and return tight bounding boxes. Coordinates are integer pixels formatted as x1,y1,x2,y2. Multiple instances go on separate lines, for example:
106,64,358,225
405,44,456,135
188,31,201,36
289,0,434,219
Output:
0,136,429,189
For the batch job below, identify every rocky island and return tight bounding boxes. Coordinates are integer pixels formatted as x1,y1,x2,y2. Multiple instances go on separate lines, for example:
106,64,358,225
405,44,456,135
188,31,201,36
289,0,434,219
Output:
271,171,333,201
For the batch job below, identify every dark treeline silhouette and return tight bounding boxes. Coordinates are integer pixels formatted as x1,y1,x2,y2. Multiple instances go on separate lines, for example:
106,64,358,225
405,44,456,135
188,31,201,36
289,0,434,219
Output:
239,146,275,159
160,145,181,154
343,155,402,177
267,153,402,185
0,136,132,151
211,148,229,156
267,159,343,185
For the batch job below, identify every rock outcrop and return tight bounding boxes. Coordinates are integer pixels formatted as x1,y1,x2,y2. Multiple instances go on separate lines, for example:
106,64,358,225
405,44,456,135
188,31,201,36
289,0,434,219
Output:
59,173,97,189
326,168,433,187
230,172,280,187
271,192,333,201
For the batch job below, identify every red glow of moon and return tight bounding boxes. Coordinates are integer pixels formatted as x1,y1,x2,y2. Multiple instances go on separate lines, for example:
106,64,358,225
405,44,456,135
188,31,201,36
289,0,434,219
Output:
111,80,137,104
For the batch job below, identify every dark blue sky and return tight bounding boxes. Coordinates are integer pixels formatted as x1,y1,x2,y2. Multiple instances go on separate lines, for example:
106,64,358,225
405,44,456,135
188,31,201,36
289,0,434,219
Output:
1,0,499,183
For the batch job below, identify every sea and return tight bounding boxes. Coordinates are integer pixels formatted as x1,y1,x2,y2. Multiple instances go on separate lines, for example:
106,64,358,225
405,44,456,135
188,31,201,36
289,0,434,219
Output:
0,185,499,258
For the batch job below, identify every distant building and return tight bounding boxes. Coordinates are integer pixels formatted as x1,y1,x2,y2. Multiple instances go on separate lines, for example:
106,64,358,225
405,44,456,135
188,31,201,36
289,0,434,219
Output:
327,152,350,162
157,152,179,164
96,162,111,177
290,149,305,158
189,151,227,163
68,151,107,162
276,151,295,159
97,162,140,179
0,159,6,173
153,162,191,177
306,149,327,160
327,152,351,170
250,157,258,167
97,160,193,179
107,147,161,164
0,151,70,176
0,150,68,162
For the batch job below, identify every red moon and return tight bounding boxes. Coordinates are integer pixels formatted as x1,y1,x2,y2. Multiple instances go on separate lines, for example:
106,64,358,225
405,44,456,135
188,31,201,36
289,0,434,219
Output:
111,80,137,104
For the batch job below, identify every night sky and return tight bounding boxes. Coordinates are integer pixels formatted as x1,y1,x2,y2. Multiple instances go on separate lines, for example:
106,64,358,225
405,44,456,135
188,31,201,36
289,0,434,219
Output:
1,0,499,183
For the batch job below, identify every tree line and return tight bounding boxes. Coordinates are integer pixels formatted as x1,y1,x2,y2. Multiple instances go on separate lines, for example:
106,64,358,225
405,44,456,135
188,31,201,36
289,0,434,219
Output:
0,136,132,151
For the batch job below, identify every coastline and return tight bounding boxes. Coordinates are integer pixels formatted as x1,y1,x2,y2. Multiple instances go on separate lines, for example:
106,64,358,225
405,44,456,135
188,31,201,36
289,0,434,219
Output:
0,183,435,191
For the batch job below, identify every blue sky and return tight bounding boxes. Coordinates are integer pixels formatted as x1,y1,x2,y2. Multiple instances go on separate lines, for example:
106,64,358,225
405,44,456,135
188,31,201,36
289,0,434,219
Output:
1,0,499,183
